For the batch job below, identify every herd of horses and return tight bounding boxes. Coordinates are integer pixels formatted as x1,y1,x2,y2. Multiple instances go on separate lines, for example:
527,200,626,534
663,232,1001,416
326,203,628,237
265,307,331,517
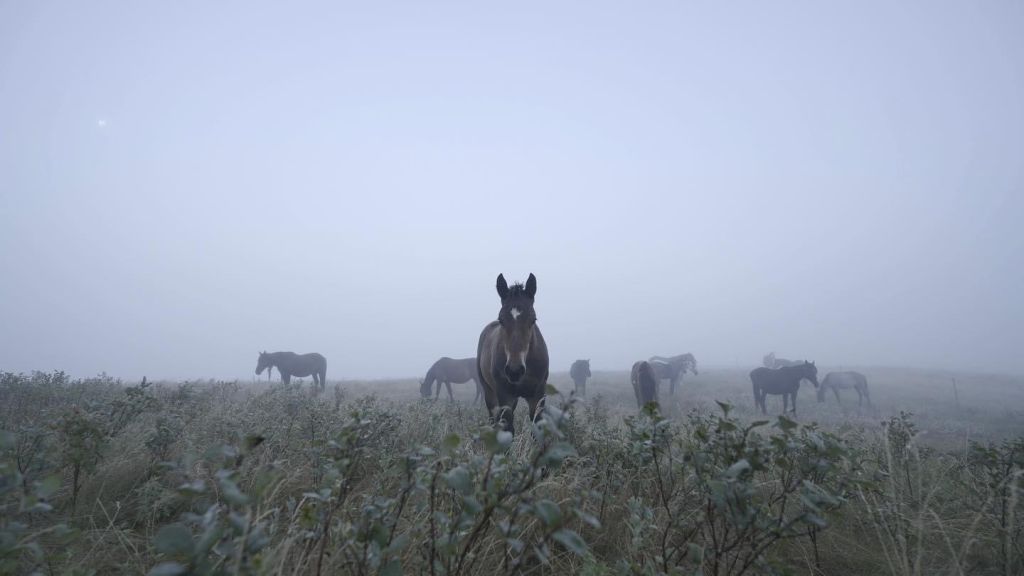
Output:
254,274,872,435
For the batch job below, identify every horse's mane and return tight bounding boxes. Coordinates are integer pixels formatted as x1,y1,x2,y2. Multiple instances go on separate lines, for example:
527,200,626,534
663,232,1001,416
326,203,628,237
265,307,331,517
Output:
507,282,530,298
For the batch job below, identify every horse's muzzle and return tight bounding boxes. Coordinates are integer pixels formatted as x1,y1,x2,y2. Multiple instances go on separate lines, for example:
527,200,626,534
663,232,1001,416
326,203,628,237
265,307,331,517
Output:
504,364,526,383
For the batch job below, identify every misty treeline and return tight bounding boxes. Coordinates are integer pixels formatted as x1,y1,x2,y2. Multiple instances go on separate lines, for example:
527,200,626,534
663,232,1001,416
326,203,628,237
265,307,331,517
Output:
2,370,1023,575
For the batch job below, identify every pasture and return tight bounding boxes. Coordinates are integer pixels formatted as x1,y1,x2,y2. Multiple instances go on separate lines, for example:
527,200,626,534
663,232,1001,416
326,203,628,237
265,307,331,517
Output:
2,366,1023,575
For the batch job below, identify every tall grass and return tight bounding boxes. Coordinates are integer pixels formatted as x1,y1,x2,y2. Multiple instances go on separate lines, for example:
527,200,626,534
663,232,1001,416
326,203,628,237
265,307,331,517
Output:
1,370,1022,575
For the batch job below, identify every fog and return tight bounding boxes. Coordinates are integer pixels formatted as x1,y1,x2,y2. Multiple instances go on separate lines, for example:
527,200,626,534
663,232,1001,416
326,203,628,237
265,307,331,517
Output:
1,1,1022,381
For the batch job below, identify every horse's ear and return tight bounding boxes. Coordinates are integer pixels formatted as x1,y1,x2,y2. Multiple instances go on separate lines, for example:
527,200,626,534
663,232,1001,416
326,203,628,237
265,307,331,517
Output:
496,274,509,299
525,273,537,298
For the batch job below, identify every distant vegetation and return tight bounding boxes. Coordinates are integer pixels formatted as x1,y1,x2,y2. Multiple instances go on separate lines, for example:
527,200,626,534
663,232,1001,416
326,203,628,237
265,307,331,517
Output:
2,369,1022,575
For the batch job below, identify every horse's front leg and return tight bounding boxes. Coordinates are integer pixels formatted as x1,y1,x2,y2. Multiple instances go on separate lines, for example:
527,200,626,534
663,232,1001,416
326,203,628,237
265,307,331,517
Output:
791,392,797,414
495,391,520,435
445,381,454,402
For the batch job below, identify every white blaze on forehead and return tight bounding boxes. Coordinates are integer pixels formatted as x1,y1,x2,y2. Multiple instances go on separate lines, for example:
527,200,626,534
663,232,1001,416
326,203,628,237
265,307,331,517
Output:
510,307,521,320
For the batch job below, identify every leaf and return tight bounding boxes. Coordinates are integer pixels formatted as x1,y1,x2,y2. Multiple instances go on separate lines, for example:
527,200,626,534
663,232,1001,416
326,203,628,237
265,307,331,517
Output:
195,523,223,555
244,434,265,451
444,466,473,494
36,474,62,498
545,384,560,396
534,499,562,527
379,559,403,576
386,533,411,555
461,495,482,515
218,477,250,506
178,479,207,495
0,430,15,450
724,459,751,480
497,430,513,448
551,529,588,556
776,415,798,432
575,510,601,529
441,433,460,453
542,442,577,465
745,420,770,433
147,562,187,576
715,401,732,416
482,428,513,453
806,513,828,528
154,523,194,557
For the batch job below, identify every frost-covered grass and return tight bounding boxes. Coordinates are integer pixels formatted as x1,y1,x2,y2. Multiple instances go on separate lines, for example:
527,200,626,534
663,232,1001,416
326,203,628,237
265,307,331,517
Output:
1,367,1022,575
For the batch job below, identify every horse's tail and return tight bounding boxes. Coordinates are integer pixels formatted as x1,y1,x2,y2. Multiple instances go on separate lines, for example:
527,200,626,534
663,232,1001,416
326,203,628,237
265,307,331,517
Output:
640,363,658,404
750,371,760,406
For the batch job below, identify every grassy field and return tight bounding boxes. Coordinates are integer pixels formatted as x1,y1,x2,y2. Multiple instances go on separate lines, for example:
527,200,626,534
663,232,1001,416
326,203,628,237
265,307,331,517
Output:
2,366,1022,575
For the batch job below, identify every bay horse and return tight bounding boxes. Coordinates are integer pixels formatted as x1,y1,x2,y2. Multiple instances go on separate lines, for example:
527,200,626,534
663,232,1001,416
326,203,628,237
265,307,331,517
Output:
631,360,659,410
476,273,549,435
420,357,483,403
649,353,698,395
817,371,871,406
750,361,819,414
569,359,591,395
255,351,326,390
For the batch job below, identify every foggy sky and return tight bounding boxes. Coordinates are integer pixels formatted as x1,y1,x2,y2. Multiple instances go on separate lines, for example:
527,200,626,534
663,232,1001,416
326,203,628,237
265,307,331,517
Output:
2,1,1022,381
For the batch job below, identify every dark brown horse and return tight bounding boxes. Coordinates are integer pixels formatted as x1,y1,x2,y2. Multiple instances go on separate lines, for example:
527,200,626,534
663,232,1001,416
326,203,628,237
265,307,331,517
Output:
420,357,483,403
256,351,327,390
649,353,698,395
631,360,659,410
817,371,871,406
477,273,549,435
750,361,818,414
569,359,591,395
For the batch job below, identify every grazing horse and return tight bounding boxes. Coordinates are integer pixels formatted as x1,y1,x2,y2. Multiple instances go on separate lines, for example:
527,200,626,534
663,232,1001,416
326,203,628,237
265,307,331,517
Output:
420,357,483,403
256,351,327,390
750,361,819,414
569,359,592,395
631,360,659,410
649,353,698,395
817,371,871,406
763,352,803,368
477,273,549,435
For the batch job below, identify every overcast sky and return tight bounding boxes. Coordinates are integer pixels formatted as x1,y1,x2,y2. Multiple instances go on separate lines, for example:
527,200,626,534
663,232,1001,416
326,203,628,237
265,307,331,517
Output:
1,1,1022,381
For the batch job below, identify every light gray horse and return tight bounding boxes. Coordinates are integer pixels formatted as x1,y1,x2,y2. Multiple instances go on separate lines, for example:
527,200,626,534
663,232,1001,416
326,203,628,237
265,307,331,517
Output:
763,352,803,368
817,371,871,406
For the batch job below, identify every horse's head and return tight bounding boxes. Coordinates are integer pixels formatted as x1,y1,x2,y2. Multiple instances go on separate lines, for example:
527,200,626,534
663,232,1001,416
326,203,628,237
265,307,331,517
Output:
763,352,776,368
583,359,591,377
800,361,819,388
419,379,431,398
496,273,538,384
255,351,270,375
686,354,699,375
